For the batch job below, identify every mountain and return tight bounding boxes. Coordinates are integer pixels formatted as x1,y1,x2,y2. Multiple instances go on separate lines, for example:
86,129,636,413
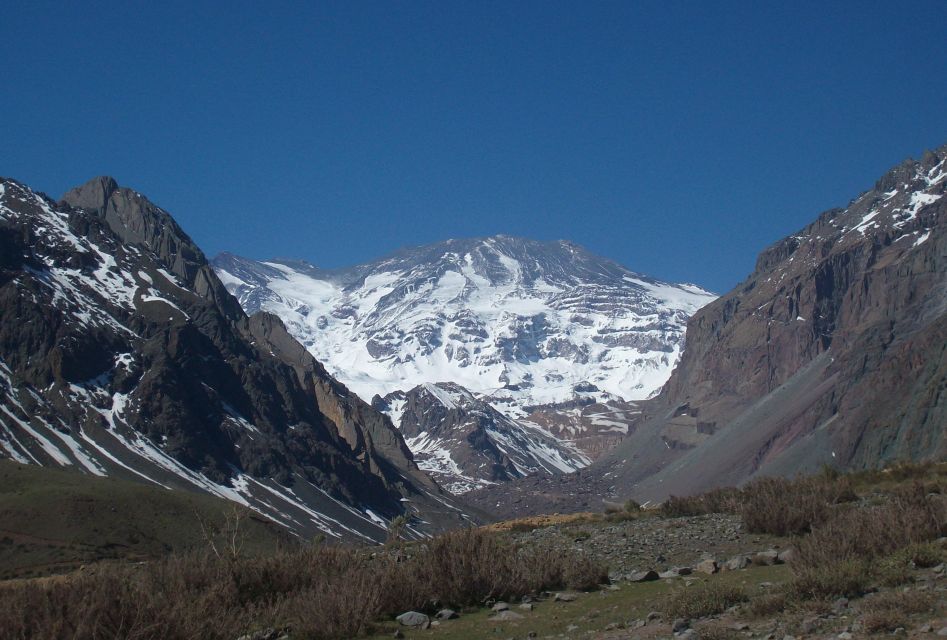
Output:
0,176,475,542
372,382,589,493
213,237,714,492
212,237,715,412
466,143,947,518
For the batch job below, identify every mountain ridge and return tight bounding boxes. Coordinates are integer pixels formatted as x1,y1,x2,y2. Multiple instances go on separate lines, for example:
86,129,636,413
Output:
0,175,477,542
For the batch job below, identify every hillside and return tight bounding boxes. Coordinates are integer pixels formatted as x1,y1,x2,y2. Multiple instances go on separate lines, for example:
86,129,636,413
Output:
0,461,292,579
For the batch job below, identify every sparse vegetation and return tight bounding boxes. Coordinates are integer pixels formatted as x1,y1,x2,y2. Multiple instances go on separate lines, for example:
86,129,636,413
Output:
3,461,945,640
662,581,748,619
0,527,607,640
859,590,935,633
660,486,741,518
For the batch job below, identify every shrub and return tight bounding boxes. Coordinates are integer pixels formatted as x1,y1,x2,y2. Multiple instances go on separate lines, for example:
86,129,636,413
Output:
859,591,934,633
739,475,855,536
745,591,788,617
790,559,872,600
0,527,607,640
661,487,742,517
790,485,946,599
662,581,747,619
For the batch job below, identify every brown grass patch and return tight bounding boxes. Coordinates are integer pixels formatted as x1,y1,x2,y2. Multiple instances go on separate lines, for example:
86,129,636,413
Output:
662,581,748,620
0,527,607,640
486,512,599,533
860,590,935,633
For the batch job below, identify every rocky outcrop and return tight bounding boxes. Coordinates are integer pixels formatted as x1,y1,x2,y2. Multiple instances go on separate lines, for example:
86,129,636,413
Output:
373,382,588,493
0,176,475,541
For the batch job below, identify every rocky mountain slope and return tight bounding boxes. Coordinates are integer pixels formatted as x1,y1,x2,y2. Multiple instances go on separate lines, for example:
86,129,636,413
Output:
468,143,947,517
372,382,589,493
213,237,713,492
0,176,475,541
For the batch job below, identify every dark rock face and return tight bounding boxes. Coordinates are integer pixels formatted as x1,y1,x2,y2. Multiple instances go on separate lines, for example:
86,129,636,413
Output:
372,382,588,494
467,142,947,516
0,176,473,541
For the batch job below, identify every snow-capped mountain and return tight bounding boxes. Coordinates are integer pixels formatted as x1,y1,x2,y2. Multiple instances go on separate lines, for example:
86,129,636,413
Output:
0,176,475,541
373,382,589,493
213,237,714,493
213,237,715,413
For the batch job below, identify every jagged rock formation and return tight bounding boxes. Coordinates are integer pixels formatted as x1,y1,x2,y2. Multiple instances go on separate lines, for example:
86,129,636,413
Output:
0,176,475,541
467,143,947,517
372,382,589,493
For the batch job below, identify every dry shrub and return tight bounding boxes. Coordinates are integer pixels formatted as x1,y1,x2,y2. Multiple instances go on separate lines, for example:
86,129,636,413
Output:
790,484,946,599
739,475,855,536
662,581,747,620
693,621,739,640
790,559,872,600
0,527,606,640
860,590,934,633
745,591,788,617
661,487,742,517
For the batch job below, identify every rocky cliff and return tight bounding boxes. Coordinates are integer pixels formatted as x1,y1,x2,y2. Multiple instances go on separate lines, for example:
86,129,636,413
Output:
466,143,947,517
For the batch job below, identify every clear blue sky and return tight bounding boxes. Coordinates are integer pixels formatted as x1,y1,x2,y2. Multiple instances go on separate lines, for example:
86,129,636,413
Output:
2,1,945,292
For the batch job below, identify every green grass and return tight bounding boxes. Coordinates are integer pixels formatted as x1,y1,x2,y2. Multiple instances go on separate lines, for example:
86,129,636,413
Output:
364,565,791,640
0,461,292,578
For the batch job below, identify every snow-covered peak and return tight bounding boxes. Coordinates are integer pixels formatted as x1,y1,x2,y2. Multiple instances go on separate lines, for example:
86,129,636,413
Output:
213,236,716,414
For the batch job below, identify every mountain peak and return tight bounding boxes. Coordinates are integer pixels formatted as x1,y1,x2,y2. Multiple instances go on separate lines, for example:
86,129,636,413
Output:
61,176,119,212
213,238,716,409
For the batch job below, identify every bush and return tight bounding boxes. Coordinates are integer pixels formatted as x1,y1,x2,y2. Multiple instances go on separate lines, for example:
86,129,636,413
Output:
860,590,934,633
790,485,946,599
661,487,742,517
662,581,747,620
745,591,788,617
790,558,872,600
0,527,607,640
739,475,856,536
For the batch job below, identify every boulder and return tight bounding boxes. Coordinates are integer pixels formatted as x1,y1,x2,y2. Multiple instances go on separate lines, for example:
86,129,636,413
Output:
724,555,751,571
554,592,578,602
660,566,693,578
435,609,458,620
493,611,524,622
629,569,660,582
396,611,430,629
753,550,780,566
695,559,719,574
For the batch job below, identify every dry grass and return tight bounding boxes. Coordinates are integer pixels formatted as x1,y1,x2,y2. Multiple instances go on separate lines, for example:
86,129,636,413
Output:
660,486,742,518
662,581,748,620
738,475,856,536
693,621,740,640
790,484,946,599
0,527,607,640
486,512,598,533
859,590,935,633
745,591,788,618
